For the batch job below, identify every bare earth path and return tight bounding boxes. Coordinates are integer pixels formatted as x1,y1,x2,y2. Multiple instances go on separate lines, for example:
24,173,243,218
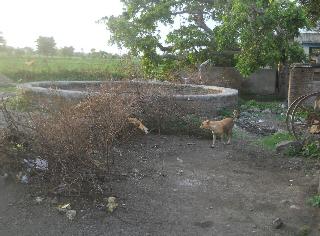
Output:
0,133,319,236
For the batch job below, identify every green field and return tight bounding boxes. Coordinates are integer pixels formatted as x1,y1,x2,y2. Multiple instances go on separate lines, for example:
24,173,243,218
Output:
0,56,139,82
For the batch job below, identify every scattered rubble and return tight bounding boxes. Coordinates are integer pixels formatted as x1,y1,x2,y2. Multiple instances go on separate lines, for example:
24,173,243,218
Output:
16,172,29,184
56,203,77,220
272,218,284,229
236,111,280,136
276,141,302,154
24,158,48,171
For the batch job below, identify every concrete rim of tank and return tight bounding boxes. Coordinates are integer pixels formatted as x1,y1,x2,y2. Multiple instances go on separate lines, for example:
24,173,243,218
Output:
17,80,238,101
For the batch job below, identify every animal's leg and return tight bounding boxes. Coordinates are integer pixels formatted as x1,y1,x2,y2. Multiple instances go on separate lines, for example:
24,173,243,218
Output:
211,132,216,148
227,130,232,145
222,133,227,145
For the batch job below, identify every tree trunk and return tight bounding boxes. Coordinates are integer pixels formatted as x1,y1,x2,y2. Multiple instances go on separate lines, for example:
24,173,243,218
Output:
276,62,290,98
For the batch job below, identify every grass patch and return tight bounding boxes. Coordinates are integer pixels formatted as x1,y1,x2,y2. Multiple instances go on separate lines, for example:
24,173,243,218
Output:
0,85,17,93
0,56,141,82
307,195,320,207
240,99,282,112
298,225,311,236
217,108,234,117
258,132,294,150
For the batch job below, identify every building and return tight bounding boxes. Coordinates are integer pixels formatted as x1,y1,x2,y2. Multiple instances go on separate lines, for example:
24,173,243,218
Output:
296,32,320,63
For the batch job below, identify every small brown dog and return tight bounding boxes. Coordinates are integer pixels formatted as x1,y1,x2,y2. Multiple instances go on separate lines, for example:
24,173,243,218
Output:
200,110,239,148
128,117,149,134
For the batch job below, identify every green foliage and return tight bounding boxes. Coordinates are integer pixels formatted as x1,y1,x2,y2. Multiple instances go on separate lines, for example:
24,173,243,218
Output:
307,195,320,207
103,0,233,79
301,141,320,158
240,99,283,112
5,92,31,111
298,0,320,26
36,36,56,56
105,0,312,79
260,132,294,150
298,225,311,236
217,108,234,118
216,0,310,76
284,141,320,158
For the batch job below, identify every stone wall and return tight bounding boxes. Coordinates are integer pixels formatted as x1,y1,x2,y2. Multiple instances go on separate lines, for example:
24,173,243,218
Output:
241,69,277,95
200,66,243,89
19,81,238,118
288,64,320,106
199,66,278,96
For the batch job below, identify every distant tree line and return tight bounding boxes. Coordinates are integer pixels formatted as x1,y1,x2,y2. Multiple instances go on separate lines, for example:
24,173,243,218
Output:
0,31,5,48
0,34,120,59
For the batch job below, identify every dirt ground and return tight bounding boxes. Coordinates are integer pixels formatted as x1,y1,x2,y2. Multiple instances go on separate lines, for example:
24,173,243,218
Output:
1,131,320,236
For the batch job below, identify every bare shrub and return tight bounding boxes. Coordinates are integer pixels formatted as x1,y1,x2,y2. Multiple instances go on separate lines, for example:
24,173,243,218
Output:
1,83,142,196
127,83,182,134
132,83,203,135
0,81,205,197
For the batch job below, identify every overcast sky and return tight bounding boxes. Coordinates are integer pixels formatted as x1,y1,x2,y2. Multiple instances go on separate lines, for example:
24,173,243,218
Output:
0,0,124,53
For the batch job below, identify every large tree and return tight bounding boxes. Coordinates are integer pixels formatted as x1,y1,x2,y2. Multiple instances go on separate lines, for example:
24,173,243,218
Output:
104,0,233,77
105,0,311,83
36,36,56,56
216,0,309,77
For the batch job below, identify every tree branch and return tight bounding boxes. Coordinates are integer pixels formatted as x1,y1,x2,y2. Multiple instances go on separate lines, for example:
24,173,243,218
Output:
157,43,173,52
192,11,212,34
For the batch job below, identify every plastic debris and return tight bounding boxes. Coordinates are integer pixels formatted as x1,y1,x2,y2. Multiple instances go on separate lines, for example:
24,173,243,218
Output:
35,197,44,203
60,203,71,209
106,197,118,213
34,158,48,170
57,203,71,213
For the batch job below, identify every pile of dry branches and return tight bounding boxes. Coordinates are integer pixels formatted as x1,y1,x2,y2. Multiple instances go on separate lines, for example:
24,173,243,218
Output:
0,82,200,197
1,84,142,196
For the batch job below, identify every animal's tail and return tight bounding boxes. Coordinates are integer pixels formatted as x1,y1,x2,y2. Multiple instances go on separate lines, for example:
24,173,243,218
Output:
233,110,240,120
